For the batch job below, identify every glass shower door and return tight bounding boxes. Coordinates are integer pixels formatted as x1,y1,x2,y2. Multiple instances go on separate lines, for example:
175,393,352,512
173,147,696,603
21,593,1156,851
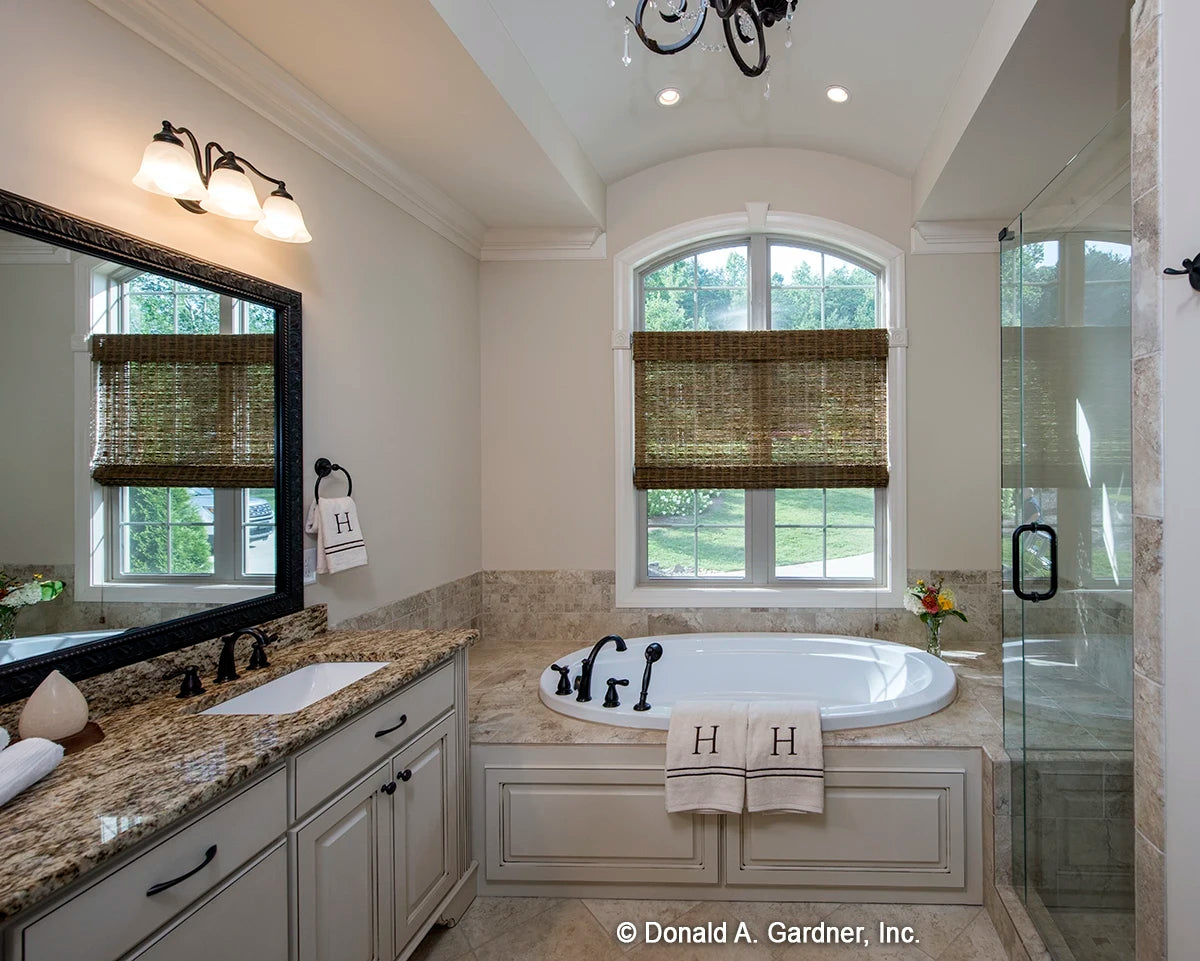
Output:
1001,104,1134,961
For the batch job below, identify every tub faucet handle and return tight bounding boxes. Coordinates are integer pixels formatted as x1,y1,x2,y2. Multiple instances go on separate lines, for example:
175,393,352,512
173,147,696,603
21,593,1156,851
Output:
550,664,573,696
603,677,630,708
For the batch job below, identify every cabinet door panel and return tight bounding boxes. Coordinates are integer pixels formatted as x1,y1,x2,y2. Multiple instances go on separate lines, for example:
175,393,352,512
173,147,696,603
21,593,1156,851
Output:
392,715,458,952
295,764,390,961
128,843,287,961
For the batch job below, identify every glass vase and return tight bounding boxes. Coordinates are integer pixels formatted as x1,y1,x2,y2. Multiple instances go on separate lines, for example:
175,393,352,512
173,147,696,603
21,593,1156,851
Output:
925,616,943,658
0,606,14,641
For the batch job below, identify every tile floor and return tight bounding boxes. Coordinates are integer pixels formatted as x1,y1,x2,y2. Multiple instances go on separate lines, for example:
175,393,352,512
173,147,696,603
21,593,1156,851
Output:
1047,906,1135,961
411,897,1008,961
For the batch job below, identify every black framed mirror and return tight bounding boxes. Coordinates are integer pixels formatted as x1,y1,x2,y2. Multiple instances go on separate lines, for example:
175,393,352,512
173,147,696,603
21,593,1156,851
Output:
0,188,302,703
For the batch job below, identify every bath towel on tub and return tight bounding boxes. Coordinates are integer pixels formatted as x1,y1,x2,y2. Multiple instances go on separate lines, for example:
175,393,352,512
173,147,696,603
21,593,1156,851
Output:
305,495,368,574
745,700,824,814
665,700,748,814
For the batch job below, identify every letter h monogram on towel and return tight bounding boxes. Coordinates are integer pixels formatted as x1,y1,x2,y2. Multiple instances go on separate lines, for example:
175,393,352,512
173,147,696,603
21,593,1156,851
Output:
664,701,749,814
745,700,825,814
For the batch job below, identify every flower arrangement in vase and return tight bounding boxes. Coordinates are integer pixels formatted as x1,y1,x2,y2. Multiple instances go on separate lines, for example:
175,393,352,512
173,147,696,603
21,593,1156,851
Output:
903,577,967,658
0,571,64,641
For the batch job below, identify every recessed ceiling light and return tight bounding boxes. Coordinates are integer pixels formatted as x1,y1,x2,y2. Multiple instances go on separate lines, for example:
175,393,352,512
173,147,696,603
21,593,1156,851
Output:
826,85,850,104
656,87,682,107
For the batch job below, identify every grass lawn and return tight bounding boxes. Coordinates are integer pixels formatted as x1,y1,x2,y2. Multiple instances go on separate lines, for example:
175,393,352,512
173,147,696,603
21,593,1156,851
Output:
647,489,876,576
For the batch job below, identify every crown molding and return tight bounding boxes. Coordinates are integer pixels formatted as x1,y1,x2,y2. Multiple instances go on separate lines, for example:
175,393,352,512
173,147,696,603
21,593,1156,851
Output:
87,0,487,258
910,220,1003,255
480,227,607,262
0,234,73,264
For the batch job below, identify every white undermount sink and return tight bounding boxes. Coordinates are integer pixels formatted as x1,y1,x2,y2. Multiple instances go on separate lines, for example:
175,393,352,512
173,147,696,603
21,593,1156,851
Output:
200,662,390,716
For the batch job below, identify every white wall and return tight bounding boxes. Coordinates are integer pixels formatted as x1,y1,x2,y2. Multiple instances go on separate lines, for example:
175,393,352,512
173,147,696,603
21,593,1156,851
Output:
481,148,1000,574
0,0,482,625
0,261,76,564
1161,0,1200,951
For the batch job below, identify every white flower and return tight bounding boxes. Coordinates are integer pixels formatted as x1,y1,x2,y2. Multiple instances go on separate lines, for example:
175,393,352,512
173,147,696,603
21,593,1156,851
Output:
2,583,44,609
903,591,924,615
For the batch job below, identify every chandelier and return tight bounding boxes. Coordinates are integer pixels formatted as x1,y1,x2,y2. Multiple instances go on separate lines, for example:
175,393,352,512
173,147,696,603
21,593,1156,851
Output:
615,0,798,81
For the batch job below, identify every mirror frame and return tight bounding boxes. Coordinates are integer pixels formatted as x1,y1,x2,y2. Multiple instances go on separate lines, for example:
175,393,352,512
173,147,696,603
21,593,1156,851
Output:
0,188,303,703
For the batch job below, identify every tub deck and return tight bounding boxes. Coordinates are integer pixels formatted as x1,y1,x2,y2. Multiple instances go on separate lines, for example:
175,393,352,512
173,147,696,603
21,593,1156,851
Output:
469,635,1004,756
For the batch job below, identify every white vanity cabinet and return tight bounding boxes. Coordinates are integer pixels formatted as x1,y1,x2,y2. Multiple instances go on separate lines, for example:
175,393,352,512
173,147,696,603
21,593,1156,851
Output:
388,716,459,952
292,713,461,961
1,649,472,961
295,762,391,961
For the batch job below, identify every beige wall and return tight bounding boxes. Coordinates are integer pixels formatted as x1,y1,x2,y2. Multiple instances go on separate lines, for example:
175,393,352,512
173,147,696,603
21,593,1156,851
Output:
0,261,76,564
481,148,1000,575
0,0,482,625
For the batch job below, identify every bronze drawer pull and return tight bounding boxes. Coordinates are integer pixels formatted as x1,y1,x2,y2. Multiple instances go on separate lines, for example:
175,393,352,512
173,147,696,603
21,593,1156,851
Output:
399,769,412,782
146,845,217,896
374,714,407,738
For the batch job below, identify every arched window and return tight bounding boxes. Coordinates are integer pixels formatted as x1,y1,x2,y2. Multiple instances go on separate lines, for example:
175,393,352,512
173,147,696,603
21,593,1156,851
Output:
614,218,906,608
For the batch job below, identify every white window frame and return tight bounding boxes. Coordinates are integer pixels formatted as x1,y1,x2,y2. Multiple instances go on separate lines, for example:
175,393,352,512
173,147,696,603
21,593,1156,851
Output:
613,206,908,608
71,257,274,604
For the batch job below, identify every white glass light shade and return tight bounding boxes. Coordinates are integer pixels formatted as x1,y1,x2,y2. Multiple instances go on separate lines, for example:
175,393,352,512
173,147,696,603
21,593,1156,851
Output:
200,166,263,221
132,139,207,202
254,193,312,243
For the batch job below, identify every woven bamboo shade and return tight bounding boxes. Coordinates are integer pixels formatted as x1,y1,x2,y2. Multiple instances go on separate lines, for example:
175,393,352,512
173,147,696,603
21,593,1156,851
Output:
91,333,275,488
633,329,889,490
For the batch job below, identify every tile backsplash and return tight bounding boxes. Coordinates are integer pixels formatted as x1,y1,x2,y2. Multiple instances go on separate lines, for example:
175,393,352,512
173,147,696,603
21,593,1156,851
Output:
482,569,1004,651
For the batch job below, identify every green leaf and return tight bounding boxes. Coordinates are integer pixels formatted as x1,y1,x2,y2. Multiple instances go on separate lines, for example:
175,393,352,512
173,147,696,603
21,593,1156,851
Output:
950,609,968,623
40,581,64,602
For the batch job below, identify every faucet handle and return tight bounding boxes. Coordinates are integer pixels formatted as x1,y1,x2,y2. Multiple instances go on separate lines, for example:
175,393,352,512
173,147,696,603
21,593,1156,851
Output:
248,639,271,670
550,664,573,696
603,677,630,708
163,665,205,699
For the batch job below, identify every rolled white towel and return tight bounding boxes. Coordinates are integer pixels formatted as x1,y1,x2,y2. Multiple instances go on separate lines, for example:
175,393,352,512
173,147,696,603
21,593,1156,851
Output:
0,737,64,808
0,727,9,752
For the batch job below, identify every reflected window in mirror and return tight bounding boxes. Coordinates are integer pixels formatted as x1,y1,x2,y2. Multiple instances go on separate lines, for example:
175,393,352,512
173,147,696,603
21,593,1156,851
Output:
79,261,277,603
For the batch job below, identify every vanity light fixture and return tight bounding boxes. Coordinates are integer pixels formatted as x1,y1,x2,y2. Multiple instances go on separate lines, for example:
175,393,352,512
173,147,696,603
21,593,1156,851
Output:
133,121,312,243
825,84,850,104
656,87,682,106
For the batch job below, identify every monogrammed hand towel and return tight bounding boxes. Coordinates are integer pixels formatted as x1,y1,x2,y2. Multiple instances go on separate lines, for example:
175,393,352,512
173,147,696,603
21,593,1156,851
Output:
665,700,749,814
305,495,368,574
745,700,824,814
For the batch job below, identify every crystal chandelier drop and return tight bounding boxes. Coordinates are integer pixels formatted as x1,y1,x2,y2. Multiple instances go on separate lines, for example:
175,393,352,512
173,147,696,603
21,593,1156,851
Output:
615,0,798,81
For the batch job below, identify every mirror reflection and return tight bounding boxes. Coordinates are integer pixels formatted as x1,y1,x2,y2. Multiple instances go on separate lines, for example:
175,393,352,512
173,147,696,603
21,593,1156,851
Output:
0,227,278,664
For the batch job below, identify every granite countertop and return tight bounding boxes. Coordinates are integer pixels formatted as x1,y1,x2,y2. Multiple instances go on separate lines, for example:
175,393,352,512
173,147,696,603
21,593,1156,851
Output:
469,636,1005,756
0,627,475,924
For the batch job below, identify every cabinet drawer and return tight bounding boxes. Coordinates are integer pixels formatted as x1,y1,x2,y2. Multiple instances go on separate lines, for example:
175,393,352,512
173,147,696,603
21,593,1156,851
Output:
483,765,719,885
295,662,454,818
126,842,288,961
22,767,286,961
726,768,966,889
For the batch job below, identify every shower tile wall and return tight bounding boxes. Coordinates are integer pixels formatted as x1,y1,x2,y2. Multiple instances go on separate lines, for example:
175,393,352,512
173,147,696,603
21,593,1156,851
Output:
1129,2,1166,960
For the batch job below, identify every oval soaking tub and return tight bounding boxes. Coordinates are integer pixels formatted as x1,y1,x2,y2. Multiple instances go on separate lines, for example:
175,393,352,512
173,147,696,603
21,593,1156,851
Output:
538,633,957,731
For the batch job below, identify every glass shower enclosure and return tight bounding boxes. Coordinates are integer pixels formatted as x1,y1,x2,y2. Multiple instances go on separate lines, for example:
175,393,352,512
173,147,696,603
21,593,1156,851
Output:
1001,103,1134,961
